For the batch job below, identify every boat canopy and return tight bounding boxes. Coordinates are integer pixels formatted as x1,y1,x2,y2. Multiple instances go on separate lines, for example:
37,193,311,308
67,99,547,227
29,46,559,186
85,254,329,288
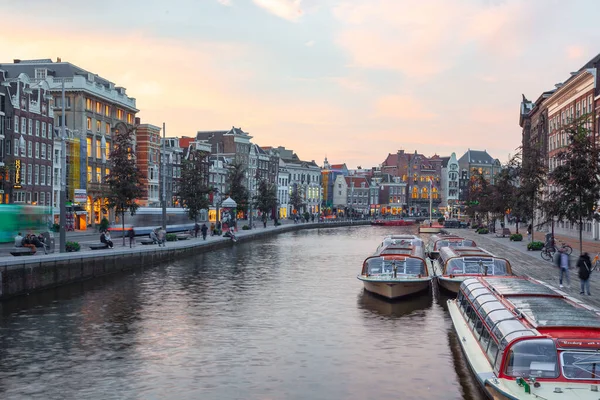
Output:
362,254,427,276
438,247,510,276
376,235,424,256
427,234,476,253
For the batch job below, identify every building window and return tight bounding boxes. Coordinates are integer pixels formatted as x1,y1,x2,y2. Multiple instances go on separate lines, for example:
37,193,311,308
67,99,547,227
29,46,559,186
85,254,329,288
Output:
21,118,26,134
34,68,47,80
27,163,32,185
96,101,101,114
21,164,25,186
42,122,46,138
105,105,110,116
27,141,32,157
48,124,52,138
87,137,92,158
41,165,46,185
35,120,40,136
96,167,101,182
127,113,133,124
14,139,18,156
96,139,101,159
87,117,92,131
40,191,45,206
96,120,101,133
86,98,92,110
87,166,92,182
117,109,124,120
35,142,39,158
34,165,39,185
105,122,110,135
28,119,32,135
47,145,52,160
14,116,19,133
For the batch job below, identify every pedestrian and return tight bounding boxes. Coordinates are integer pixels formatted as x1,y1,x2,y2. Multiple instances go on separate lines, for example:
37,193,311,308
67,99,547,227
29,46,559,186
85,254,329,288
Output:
527,224,532,242
578,252,592,295
100,230,114,249
201,223,208,240
558,248,570,289
14,232,23,247
210,222,215,236
150,229,159,244
128,228,136,248
194,222,200,238
22,234,37,255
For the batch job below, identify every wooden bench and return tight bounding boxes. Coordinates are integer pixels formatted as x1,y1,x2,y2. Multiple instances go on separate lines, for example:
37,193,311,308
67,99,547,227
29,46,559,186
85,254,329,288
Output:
495,228,511,238
176,234,191,240
89,243,109,250
10,247,34,256
140,238,156,245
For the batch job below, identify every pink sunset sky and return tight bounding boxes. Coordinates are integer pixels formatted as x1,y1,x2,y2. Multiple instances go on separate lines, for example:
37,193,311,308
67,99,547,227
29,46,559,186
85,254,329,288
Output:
2,0,600,168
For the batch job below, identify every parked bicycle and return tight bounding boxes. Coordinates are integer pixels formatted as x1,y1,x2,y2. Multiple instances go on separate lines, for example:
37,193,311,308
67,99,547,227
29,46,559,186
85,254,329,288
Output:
540,236,572,261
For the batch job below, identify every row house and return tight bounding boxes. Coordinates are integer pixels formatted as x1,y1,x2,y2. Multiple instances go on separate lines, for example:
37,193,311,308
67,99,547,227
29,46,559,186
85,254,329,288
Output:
0,70,54,213
180,139,211,221
378,174,407,216
457,149,502,202
276,159,289,219
135,120,161,207
331,175,370,216
521,53,600,239
162,137,183,208
440,152,459,216
321,158,347,214
0,58,138,229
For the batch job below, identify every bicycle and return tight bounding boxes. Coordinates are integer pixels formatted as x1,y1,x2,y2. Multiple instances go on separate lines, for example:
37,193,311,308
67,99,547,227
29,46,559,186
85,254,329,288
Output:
592,253,600,272
540,245,555,261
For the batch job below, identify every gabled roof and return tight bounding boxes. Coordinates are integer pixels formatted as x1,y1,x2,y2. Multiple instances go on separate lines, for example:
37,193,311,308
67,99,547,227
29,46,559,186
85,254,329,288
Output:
440,156,451,168
458,149,499,165
345,176,369,188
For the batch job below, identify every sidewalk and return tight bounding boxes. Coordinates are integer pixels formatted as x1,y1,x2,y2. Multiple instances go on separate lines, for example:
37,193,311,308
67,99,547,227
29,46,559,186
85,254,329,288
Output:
446,227,600,309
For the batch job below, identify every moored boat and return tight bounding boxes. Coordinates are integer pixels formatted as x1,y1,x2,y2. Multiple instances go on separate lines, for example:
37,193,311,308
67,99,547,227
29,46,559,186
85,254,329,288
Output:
357,244,431,299
449,276,600,399
375,234,424,256
418,220,443,234
433,246,511,293
370,219,416,226
426,234,477,260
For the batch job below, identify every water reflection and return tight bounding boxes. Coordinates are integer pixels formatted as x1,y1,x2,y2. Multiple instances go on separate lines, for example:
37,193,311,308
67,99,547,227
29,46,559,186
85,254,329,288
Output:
357,290,432,318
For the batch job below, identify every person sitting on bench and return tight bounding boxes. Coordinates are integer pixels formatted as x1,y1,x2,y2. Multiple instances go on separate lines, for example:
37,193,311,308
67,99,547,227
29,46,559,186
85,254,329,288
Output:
22,234,37,255
14,232,24,247
100,231,114,249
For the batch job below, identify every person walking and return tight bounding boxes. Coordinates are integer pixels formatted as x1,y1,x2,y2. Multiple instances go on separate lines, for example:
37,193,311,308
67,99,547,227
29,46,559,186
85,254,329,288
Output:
578,252,592,295
558,248,570,288
194,222,200,238
210,222,215,236
527,224,532,242
128,228,136,248
201,223,208,240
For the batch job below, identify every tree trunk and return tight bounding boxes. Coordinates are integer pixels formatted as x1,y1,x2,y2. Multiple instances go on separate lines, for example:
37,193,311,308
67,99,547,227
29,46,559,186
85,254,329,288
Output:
516,217,520,234
579,215,583,254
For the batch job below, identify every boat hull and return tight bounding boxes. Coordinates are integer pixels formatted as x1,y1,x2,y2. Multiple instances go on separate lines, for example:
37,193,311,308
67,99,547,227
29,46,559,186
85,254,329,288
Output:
419,226,442,233
438,277,464,294
357,277,430,299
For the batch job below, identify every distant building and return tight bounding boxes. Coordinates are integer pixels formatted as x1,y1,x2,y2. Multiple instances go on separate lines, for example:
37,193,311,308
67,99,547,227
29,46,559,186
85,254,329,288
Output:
135,120,161,207
440,152,459,216
457,149,502,202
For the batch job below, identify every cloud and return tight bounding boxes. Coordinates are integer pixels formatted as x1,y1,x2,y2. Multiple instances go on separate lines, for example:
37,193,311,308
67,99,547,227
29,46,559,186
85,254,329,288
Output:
217,0,232,5
304,40,315,47
566,45,585,60
252,0,303,21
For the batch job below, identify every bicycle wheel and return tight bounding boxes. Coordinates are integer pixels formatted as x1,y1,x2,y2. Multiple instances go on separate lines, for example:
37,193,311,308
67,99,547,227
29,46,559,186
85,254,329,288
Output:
562,245,572,255
541,249,554,261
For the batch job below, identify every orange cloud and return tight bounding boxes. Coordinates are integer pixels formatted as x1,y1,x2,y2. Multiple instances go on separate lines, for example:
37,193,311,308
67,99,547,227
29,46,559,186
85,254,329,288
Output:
252,0,303,21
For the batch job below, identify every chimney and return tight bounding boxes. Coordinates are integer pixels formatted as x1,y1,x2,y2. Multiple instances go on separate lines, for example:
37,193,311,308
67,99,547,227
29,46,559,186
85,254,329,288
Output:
57,57,62,63
13,59,21,64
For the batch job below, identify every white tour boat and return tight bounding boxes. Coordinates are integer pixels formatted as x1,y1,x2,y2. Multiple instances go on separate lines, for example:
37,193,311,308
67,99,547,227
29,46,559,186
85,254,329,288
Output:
425,233,477,260
449,276,600,399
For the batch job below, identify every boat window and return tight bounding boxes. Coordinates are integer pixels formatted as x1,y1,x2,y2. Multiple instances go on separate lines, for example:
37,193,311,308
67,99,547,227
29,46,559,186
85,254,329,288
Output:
505,339,559,378
561,351,600,380
364,258,425,276
479,327,491,353
446,258,510,276
474,318,485,340
473,294,496,314
492,320,528,344
467,288,490,303
484,310,514,336
487,337,499,366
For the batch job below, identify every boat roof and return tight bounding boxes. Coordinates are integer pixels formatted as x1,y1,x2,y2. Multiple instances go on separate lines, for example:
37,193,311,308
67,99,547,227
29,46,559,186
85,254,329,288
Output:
429,233,463,242
439,246,494,259
461,277,600,342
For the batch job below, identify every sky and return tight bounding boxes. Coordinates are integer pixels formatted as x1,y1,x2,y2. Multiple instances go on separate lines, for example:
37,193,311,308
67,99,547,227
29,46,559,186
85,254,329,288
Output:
2,0,600,169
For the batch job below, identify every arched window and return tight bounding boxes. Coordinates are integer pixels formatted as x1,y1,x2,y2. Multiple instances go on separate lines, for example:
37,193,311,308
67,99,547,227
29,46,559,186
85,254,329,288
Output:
421,187,428,199
411,186,418,199
432,187,439,199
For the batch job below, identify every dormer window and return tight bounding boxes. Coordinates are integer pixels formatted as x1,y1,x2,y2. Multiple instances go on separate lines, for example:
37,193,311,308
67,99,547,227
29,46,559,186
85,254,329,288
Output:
87,73,94,82
35,68,47,80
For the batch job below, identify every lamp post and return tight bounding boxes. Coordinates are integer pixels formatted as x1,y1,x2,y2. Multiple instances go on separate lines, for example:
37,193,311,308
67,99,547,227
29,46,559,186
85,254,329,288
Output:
59,80,67,253
161,122,166,231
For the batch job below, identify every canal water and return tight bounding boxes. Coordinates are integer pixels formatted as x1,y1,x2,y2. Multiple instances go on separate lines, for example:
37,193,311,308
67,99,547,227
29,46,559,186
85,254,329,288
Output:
0,226,485,399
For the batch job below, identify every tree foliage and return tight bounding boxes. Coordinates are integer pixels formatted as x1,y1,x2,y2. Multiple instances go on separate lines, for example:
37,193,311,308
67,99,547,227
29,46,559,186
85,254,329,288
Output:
227,160,249,213
515,142,547,239
253,178,277,216
289,185,305,213
541,123,600,252
105,126,145,245
178,150,211,222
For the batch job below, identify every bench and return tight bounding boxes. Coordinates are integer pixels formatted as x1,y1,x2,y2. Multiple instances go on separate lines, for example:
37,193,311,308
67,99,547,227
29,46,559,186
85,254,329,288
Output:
10,247,34,256
495,228,511,238
176,234,191,240
140,238,156,245
89,243,109,250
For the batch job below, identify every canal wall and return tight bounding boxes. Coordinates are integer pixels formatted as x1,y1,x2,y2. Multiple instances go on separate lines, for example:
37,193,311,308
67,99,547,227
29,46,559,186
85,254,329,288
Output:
0,221,370,300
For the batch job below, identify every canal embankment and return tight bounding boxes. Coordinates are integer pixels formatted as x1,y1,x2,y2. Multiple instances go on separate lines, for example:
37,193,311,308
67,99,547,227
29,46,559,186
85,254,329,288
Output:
0,220,370,300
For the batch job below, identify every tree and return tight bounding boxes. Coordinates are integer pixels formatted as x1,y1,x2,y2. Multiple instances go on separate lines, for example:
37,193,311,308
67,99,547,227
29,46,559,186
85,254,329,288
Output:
541,123,600,253
487,166,518,232
514,143,547,241
289,185,305,215
226,160,249,215
253,178,277,226
465,171,488,223
105,126,145,246
178,150,211,222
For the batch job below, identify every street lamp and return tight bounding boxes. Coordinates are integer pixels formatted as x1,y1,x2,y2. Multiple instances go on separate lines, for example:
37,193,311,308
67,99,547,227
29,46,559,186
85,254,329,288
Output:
59,80,67,253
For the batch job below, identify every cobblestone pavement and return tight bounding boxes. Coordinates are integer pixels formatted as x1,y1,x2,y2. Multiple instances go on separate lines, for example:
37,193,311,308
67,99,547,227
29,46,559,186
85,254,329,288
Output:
445,228,600,309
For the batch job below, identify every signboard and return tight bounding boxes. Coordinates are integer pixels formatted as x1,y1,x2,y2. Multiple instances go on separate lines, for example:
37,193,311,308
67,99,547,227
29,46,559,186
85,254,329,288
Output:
14,160,21,189
74,189,87,203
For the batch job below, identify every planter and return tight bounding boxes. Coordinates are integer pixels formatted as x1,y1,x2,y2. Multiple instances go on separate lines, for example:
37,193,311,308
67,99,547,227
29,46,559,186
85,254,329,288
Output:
510,234,523,242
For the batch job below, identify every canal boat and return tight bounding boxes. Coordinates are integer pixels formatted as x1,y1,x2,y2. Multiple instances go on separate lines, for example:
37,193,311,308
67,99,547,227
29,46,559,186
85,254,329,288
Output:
375,234,424,256
434,246,511,293
449,276,600,400
426,234,477,260
358,244,431,299
370,219,416,226
418,220,443,234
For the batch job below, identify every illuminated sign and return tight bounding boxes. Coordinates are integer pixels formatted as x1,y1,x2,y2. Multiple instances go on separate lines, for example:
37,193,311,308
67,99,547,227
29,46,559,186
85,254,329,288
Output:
14,159,21,189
